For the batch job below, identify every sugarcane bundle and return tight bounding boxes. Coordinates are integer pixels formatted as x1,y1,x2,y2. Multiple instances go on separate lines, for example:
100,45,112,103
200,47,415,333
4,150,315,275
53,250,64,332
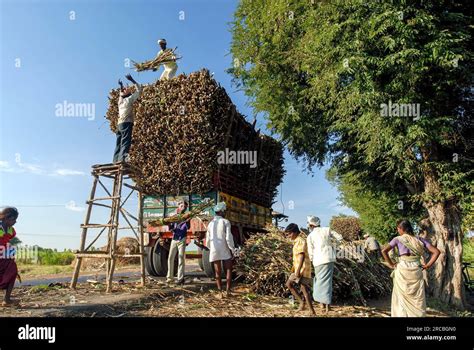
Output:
330,216,362,241
235,226,392,305
147,199,214,227
105,69,284,207
132,48,181,72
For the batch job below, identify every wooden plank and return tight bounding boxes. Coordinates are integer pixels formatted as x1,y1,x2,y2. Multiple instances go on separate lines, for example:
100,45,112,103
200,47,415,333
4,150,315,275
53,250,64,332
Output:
81,224,116,228
70,175,98,289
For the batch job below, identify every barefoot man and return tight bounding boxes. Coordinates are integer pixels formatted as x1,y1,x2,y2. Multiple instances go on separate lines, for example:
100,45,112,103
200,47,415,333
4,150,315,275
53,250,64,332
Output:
205,202,235,298
285,223,315,315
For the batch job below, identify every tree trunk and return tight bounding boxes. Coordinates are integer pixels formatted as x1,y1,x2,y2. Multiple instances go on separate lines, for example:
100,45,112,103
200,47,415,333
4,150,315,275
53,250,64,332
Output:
423,165,466,310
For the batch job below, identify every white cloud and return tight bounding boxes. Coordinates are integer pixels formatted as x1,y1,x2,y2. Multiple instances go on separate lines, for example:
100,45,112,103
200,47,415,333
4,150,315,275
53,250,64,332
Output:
65,200,85,212
0,161,16,172
1,155,84,177
51,169,85,176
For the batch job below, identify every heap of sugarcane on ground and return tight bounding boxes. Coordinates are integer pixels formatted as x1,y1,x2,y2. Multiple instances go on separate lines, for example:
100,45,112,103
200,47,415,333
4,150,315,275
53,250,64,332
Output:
235,226,392,306
105,69,284,207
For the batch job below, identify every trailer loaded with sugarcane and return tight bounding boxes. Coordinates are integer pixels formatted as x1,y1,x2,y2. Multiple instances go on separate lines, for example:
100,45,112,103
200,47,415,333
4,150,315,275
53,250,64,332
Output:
105,69,285,278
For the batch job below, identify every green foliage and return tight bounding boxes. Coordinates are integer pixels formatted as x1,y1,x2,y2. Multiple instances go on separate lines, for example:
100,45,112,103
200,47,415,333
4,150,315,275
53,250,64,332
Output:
327,169,422,243
37,249,75,266
18,246,75,266
230,0,473,234
463,238,474,263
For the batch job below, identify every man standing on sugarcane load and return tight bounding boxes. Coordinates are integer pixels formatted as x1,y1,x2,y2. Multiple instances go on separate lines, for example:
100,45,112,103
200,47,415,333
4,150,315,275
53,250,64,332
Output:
155,38,178,80
166,200,190,286
306,216,343,314
113,74,142,163
206,202,236,298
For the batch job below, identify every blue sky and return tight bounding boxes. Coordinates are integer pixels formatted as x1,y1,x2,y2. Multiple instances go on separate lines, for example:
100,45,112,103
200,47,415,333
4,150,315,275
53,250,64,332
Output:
0,0,354,250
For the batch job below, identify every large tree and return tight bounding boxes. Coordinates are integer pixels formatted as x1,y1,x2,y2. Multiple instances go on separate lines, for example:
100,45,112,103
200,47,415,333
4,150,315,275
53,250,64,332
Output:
230,0,473,308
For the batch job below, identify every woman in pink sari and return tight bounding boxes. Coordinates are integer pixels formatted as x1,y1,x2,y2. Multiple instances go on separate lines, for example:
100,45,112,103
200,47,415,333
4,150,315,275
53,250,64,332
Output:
0,207,20,306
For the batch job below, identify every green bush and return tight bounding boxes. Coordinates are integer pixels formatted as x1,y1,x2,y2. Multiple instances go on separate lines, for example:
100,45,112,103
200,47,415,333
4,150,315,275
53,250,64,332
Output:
38,250,75,265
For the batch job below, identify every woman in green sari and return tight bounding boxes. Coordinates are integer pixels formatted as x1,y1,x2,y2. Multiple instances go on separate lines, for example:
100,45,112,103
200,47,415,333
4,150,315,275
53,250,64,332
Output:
382,219,440,317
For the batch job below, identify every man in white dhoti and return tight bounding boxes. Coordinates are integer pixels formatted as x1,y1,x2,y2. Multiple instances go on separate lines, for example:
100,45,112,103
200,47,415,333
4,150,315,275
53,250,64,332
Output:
205,202,236,297
307,215,343,313
156,39,178,80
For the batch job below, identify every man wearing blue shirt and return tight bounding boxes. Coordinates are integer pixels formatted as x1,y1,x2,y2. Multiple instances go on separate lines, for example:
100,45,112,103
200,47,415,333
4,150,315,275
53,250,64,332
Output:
166,200,190,285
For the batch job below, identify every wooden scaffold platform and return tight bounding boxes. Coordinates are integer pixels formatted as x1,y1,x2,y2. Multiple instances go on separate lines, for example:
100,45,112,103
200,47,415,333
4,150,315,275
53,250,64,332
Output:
70,162,146,292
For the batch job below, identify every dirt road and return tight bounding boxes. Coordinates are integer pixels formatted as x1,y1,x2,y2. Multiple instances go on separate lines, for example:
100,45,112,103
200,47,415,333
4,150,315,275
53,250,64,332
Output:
0,261,459,317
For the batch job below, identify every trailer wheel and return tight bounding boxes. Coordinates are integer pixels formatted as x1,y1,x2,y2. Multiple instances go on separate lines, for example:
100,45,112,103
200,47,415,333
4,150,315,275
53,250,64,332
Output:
201,248,214,278
152,241,178,277
197,247,204,271
145,246,158,277
201,249,224,278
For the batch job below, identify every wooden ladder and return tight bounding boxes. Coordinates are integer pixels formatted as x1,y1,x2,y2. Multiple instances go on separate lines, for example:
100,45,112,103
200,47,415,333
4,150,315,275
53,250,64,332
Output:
70,163,146,292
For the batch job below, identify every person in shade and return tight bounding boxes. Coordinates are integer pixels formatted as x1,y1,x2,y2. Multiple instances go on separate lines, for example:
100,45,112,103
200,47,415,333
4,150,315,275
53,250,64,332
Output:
382,219,440,317
363,233,381,260
306,215,343,313
284,223,315,316
0,207,20,307
205,202,236,298
166,200,190,286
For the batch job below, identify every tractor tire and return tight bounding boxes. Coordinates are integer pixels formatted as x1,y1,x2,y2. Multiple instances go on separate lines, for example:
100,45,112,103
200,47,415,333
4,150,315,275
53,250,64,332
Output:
145,246,158,277
201,248,224,278
197,247,204,271
153,241,178,277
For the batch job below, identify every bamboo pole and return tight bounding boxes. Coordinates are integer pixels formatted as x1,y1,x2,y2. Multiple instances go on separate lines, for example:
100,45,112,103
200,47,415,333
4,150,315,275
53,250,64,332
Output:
70,175,98,289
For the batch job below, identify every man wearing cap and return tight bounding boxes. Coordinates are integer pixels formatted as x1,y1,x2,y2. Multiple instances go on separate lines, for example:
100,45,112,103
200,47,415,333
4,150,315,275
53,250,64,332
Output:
156,39,178,80
113,74,143,163
205,202,236,297
306,216,343,313
363,233,381,260
284,223,315,315
166,200,190,285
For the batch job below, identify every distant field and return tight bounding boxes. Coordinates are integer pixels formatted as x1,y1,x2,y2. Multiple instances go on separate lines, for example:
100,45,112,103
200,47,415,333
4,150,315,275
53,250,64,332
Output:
17,263,74,277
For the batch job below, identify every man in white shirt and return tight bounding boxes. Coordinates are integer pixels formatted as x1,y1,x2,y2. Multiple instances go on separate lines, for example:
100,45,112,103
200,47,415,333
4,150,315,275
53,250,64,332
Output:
363,233,381,260
306,215,343,313
156,39,178,80
206,202,235,297
113,74,143,163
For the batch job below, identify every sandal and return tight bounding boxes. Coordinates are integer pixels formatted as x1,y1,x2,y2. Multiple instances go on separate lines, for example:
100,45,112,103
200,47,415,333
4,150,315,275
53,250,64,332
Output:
2,299,20,307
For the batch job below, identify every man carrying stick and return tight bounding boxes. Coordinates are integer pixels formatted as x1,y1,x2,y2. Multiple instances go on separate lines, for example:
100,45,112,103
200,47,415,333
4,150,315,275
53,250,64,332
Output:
166,200,190,286
156,38,178,80
284,223,315,316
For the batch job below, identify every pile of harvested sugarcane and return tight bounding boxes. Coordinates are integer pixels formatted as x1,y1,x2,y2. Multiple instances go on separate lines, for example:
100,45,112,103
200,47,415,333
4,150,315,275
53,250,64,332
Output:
105,69,284,206
133,48,181,72
235,226,392,305
330,216,362,241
